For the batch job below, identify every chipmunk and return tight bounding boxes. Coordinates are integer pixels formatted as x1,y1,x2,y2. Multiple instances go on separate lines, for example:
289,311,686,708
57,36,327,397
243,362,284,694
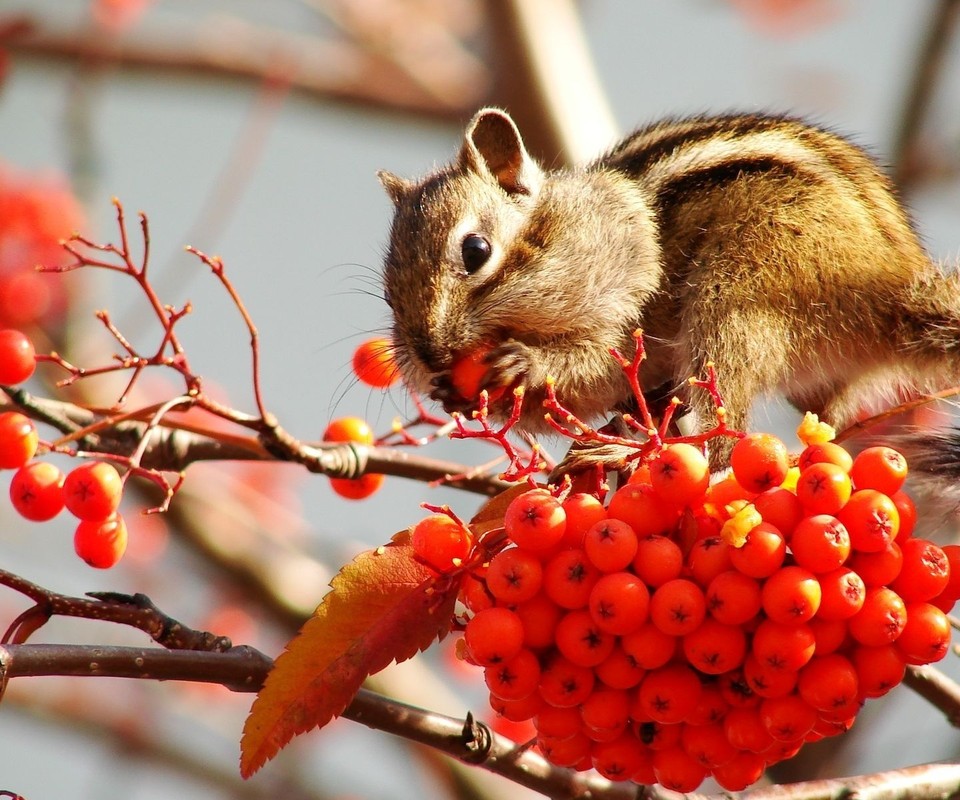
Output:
377,108,960,474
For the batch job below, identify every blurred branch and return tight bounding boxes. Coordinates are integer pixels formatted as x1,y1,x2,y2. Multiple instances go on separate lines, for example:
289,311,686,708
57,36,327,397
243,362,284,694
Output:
5,15,488,119
891,0,960,189
483,0,618,165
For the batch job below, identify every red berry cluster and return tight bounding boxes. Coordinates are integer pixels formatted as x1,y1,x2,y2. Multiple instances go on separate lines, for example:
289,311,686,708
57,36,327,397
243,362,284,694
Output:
1,328,128,568
441,432,956,792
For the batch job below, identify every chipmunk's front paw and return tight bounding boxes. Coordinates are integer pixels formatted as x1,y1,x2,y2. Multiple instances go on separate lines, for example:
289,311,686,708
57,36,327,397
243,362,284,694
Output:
483,339,534,390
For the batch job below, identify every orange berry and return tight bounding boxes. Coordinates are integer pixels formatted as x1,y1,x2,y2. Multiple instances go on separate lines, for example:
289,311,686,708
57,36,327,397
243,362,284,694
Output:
0,411,39,469
621,622,677,670
411,514,472,572
449,344,506,402
0,329,36,384
632,534,683,587
706,570,762,626
606,482,678,538
542,548,600,609
838,490,899,553
851,644,906,697
850,446,908,495
636,663,702,724
649,443,709,507
896,602,951,664
583,518,638,572
762,566,821,624
74,513,128,568
682,617,748,675
795,462,852,515
729,522,786,578
330,473,384,500
504,489,566,553
10,461,64,521
352,336,400,388
465,607,524,666
816,566,866,620
789,514,851,573
797,441,853,473
890,538,949,602
485,546,542,603
753,486,803,538
555,609,616,667
649,579,707,636
63,461,122,522
485,649,541,700
847,587,907,647
797,654,859,711
588,572,650,636
323,416,375,444
730,433,789,492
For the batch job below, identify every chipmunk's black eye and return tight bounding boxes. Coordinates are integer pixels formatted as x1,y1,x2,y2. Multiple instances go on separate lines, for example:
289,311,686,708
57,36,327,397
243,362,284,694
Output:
461,234,492,274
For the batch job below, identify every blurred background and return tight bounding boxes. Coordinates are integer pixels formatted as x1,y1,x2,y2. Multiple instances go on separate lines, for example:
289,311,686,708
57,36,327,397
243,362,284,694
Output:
0,1,959,798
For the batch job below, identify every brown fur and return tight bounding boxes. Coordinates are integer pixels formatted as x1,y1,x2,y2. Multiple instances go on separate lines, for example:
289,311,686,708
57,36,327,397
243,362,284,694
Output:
379,109,960,469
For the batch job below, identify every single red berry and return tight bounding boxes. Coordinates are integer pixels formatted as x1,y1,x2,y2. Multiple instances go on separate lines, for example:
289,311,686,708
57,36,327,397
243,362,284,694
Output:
789,514,851,573
896,602,951,665
542,548,601,609
730,433,789,492
505,489,566,553
352,337,400,388
636,663,703,724
588,571,650,636
798,441,853,473
890,538,949,602
9,460,64,521
620,622,677,671
632,534,683,587
74,513,128,568
682,617,748,675
847,587,907,647
606,482,678,538
649,579,706,637
323,416,375,445
411,514,472,572
554,609,616,667
330,473,384,500
538,654,595,708
795,462,852,515
649,443,709,507
753,487,803,538
729,522,786,578
583,518,638,572
761,565,822,624
751,619,816,672
706,570,762,626
0,329,36,384
838,490,899,553
449,344,507,402
851,644,906,697
62,461,123,521
797,653,859,711
484,648,541,700
464,607,524,666
850,446,908,495
0,411,39,469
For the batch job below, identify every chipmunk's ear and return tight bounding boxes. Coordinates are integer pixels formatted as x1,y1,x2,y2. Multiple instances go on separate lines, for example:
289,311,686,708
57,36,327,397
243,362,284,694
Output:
377,170,414,206
460,108,543,197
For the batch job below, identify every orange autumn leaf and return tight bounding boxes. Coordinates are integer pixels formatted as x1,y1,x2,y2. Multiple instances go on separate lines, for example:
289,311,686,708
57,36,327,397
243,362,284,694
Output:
239,531,461,777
